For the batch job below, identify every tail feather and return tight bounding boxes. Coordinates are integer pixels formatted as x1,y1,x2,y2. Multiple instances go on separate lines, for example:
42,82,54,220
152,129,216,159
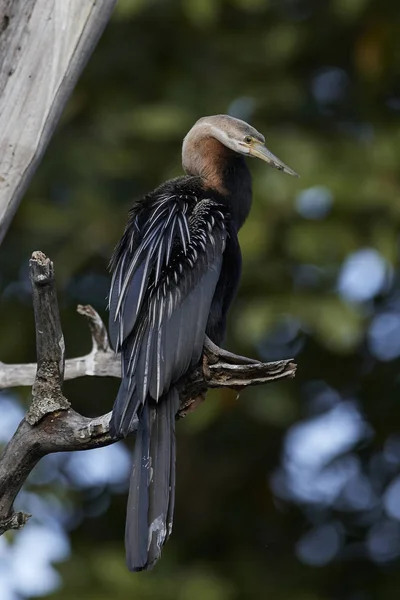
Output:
166,407,177,542
110,376,140,438
125,388,179,571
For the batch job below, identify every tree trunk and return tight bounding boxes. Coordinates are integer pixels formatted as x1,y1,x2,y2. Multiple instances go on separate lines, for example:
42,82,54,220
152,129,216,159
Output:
0,0,117,244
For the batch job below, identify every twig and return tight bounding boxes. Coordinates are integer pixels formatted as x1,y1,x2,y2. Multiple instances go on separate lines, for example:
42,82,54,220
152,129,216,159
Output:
0,306,120,390
0,251,297,534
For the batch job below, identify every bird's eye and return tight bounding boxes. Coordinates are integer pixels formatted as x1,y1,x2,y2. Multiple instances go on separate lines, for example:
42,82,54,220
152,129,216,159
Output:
244,135,253,144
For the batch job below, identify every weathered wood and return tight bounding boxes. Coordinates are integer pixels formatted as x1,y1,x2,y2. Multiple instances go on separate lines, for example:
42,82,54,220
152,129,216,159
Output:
0,0,117,243
0,303,120,388
0,407,116,533
27,251,70,424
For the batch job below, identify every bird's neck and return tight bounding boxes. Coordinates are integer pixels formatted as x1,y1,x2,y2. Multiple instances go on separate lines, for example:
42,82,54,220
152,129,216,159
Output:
183,136,252,231
219,154,252,231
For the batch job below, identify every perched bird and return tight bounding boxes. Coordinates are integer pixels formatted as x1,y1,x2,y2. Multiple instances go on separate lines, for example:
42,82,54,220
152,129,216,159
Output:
108,115,298,572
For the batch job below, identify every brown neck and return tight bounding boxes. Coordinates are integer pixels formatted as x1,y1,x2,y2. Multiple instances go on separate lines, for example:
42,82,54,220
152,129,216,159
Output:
182,126,253,229
182,134,236,195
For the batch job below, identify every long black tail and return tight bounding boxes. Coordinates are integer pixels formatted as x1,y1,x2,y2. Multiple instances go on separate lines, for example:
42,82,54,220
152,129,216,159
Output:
125,388,180,572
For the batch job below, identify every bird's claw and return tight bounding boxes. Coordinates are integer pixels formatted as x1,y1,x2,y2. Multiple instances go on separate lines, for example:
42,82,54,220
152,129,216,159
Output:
203,336,260,366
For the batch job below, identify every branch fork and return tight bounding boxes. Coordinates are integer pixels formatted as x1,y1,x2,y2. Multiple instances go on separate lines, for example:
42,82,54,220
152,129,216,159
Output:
0,252,296,534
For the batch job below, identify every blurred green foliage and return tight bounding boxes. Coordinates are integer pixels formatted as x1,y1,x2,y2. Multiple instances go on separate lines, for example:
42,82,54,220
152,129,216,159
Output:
2,0,400,598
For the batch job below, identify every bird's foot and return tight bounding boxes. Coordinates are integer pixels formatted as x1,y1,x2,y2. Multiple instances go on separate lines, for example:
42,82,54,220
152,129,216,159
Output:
203,336,260,366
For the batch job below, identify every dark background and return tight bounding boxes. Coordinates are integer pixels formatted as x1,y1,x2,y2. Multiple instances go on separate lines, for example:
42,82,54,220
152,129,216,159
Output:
1,0,400,598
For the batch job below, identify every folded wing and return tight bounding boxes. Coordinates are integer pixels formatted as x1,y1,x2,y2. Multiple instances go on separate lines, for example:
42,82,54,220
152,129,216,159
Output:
109,194,227,436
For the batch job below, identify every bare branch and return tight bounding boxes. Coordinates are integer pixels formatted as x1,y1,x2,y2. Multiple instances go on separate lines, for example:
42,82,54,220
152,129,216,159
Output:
0,305,120,390
0,408,120,533
0,510,31,536
27,251,69,425
76,304,110,352
0,252,297,534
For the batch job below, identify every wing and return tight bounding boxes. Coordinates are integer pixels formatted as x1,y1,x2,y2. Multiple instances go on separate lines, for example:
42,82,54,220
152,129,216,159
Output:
109,193,227,435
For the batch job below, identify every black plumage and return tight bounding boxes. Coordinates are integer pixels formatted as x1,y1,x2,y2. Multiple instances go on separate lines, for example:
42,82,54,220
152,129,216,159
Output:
108,115,297,572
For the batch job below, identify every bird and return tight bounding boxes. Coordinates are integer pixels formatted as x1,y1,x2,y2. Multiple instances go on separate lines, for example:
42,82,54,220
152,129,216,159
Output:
108,114,298,572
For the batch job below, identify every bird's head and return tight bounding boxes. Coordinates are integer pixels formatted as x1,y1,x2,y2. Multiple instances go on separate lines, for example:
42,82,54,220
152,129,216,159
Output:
183,114,298,177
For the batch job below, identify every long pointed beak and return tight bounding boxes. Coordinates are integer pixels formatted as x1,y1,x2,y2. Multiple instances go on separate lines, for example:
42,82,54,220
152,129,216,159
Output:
249,142,299,177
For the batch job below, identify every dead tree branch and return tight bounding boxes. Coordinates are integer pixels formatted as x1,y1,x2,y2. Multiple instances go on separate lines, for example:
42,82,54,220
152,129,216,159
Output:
0,252,296,534
0,0,117,244
27,251,69,424
0,304,120,389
